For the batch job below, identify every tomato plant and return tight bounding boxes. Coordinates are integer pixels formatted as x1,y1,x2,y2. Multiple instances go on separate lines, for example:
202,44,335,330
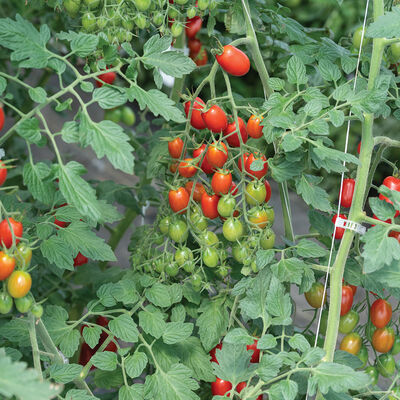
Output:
370,298,392,328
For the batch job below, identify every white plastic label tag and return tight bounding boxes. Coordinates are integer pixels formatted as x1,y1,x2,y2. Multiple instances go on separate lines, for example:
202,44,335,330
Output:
335,216,366,235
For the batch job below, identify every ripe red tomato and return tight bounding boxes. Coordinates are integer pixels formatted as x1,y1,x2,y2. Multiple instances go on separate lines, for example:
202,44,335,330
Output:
178,158,197,178
201,105,228,133
185,16,202,39
169,162,178,174
379,176,400,217
389,230,400,243
192,47,208,66
0,161,7,186
264,180,272,203
305,282,326,308
223,117,248,147
245,153,268,180
7,270,32,298
332,214,346,239
247,115,264,139
211,378,232,396
0,251,15,280
184,97,206,130
168,138,184,159
96,70,116,87
0,218,23,248
340,332,362,355
79,342,95,368
188,38,202,56
210,342,222,363
169,187,190,214
211,170,232,195
206,142,228,168
201,193,220,219
185,181,205,202
349,284,357,296
54,203,69,228
246,339,260,363
0,107,4,131
238,152,249,172
340,178,355,208
372,327,395,353
370,298,392,328
340,285,354,316
215,45,250,76
74,252,88,267
236,382,262,399
193,144,214,174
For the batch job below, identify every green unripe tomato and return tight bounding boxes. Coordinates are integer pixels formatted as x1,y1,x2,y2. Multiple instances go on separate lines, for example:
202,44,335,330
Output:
260,228,275,250
339,310,359,334
15,243,32,269
183,261,195,273
168,7,179,19
175,247,193,266
122,19,134,31
159,216,171,235
356,345,368,369
364,366,378,386
265,206,275,226
165,263,179,277
377,353,396,377
191,273,202,290
84,0,100,9
171,22,183,38
217,196,236,218
222,218,243,242
197,0,209,10
392,336,400,355
232,243,249,264
352,26,369,49
104,108,122,123
187,7,196,18
202,247,219,268
190,211,208,231
200,230,219,246
0,292,13,314
152,12,164,26
15,293,33,314
134,0,151,11
217,265,229,278
175,0,188,4
31,304,44,319
154,259,165,273
97,16,107,29
134,14,147,29
121,106,136,126
209,0,218,9
82,12,97,31
168,219,188,243
124,31,133,42
391,42,400,62
64,0,81,18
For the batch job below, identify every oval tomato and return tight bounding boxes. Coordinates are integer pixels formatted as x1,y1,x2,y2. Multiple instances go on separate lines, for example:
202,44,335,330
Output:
159,216,171,235
305,282,326,308
206,142,228,168
215,45,250,76
356,345,368,368
0,161,7,186
0,292,12,314
211,378,232,396
264,180,272,203
260,228,275,249
193,144,214,174
377,353,396,377
189,209,208,232
0,251,15,280
185,181,205,202
15,293,33,313
340,178,355,208
201,192,220,219
332,214,347,240
339,310,359,334
171,22,183,38
245,153,268,180
340,285,353,316
372,327,395,353
245,181,267,206
200,230,219,246
217,195,236,218
222,218,243,242
193,47,208,66
184,97,206,130
370,298,392,328
0,108,4,131
169,187,190,214
74,252,88,267
339,332,362,355
202,105,228,133
211,170,232,195
0,218,23,248
168,219,188,243
15,243,32,268
210,343,223,363
379,176,400,217
232,242,249,263
178,158,197,178
96,70,116,87
175,246,193,266
247,115,264,139
188,38,202,56
223,117,248,147
202,247,219,268
238,152,249,172
248,207,269,229
185,16,202,39
7,270,32,299
168,137,184,159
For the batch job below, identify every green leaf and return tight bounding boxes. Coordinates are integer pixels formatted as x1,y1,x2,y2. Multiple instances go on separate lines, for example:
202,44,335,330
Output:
125,352,148,378
256,334,277,350
0,15,50,68
268,77,285,91
318,59,341,82
93,86,127,109
328,109,345,127
301,347,325,366
79,114,134,174
145,282,173,307
361,225,400,273
28,87,47,103
257,354,282,381
144,364,199,400
23,162,55,205
288,334,310,352
65,389,100,399
111,279,139,306
269,380,298,400
16,118,41,144
40,236,74,270
256,249,275,270
308,119,329,135
143,34,172,55
296,239,327,258
108,314,139,343
369,197,396,221
97,283,117,307
127,85,185,123
282,135,303,152
196,298,229,352
91,351,118,371
367,8,400,39
0,76,7,95
119,384,144,400
162,322,194,345
138,306,166,339
271,258,307,285
59,329,80,357
94,369,124,389
266,276,292,326
171,305,186,323
309,210,334,236
0,348,61,400
286,56,307,85
333,350,362,370
0,318,29,347
223,328,253,345
296,174,332,212
48,363,82,384
82,326,101,349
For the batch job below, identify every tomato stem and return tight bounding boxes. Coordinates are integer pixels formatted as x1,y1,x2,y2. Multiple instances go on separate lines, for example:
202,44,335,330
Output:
28,313,43,380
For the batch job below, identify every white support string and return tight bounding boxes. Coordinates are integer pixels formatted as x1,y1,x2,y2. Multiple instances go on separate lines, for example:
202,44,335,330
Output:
305,1,371,398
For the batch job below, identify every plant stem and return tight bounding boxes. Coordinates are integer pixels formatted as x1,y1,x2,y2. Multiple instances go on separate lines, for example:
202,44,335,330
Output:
28,314,43,380
170,33,186,103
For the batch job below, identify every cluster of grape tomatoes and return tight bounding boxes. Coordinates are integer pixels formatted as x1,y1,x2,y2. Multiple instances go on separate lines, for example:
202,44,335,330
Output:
186,13,207,66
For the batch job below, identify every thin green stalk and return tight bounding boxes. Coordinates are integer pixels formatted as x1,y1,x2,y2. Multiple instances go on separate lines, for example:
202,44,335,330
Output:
170,33,186,103
28,314,43,380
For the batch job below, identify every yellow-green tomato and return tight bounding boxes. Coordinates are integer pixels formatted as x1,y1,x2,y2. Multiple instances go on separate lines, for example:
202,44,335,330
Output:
339,310,359,334
64,0,81,18
245,181,266,206
121,106,136,126
232,243,249,264
260,228,275,249
82,12,96,31
352,26,369,49
84,0,100,9
202,247,219,268
15,293,33,313
222,218,243,242
200,230,219,246
168,219,188,243
134,0,151,11
175,247,193,266
31,304,43,319
159,216,171,235
15,243,32,269
0,292,12,314
104,108,122,123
